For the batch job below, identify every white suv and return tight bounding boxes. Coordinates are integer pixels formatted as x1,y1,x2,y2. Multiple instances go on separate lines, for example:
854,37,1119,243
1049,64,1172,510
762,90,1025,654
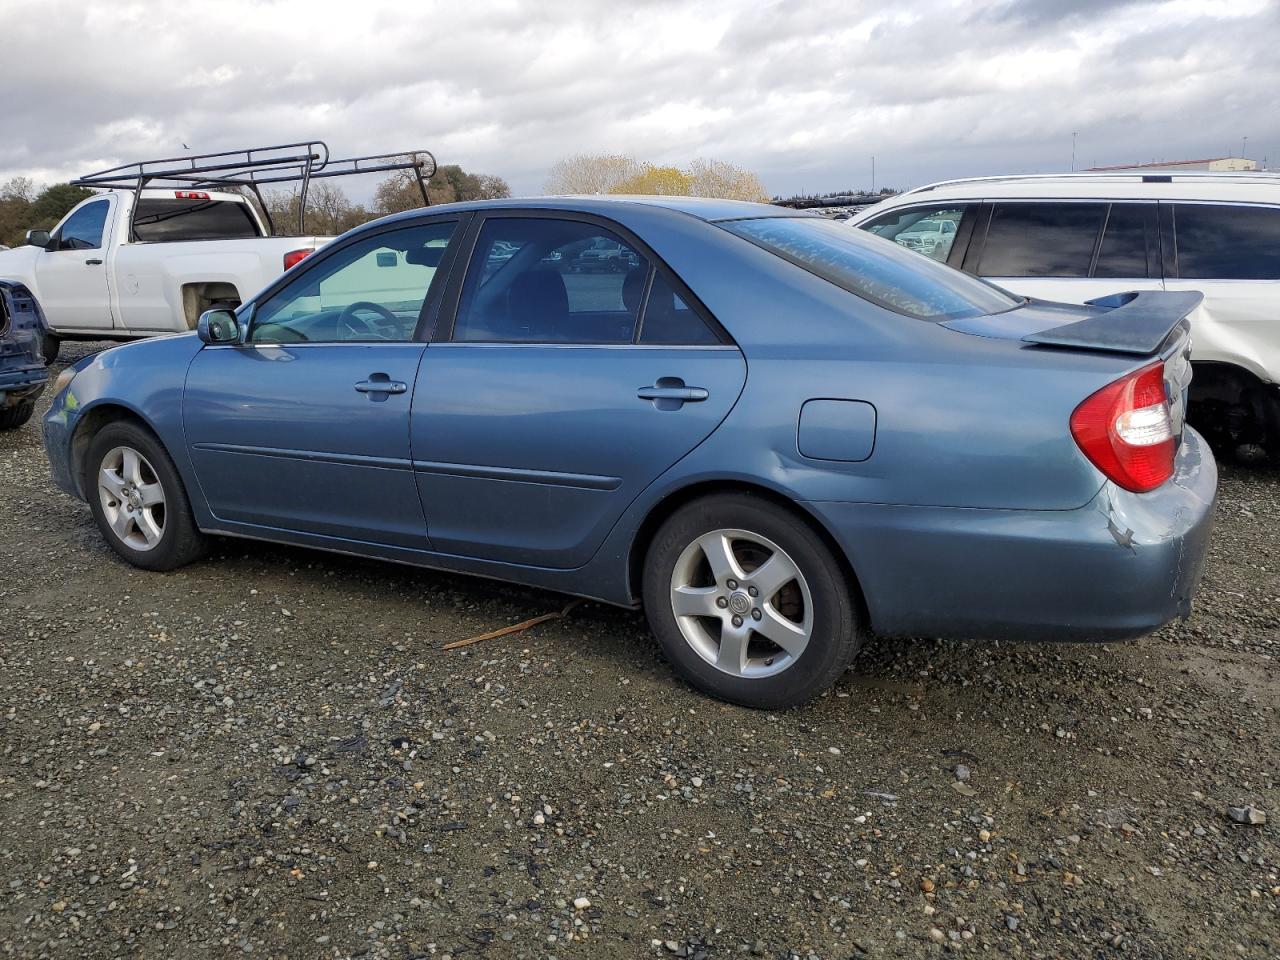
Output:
848,173,1280,460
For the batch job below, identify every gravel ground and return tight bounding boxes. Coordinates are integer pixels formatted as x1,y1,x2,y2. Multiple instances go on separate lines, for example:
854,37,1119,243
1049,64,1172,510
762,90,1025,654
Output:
1,343,1276,959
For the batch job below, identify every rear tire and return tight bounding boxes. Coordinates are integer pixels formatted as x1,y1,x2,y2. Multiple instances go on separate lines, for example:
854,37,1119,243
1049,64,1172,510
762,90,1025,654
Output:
642,493,862,709
84,420,208,571
0,400,35,430
42,334,60,365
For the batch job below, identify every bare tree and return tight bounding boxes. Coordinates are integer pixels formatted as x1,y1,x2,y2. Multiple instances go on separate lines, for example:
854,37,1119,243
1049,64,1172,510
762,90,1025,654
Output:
544,154,643,195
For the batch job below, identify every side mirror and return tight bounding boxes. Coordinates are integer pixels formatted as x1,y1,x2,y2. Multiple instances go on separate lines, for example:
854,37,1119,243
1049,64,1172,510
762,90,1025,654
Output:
197,308,241,345
25,229,51,250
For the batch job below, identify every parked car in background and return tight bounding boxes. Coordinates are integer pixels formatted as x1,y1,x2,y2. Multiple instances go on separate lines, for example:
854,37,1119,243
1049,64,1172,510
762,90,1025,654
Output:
849,172,1280,459
44,196,1216,708
0,280,49,428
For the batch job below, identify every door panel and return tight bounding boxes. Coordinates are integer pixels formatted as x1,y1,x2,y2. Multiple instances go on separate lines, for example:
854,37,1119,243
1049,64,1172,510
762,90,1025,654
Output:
412,344,746,568
35,197,116,330
184,343,429,546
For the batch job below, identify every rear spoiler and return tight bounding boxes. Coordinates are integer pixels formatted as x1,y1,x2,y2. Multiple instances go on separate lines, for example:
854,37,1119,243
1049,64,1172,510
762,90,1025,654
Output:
1022,291,1202,356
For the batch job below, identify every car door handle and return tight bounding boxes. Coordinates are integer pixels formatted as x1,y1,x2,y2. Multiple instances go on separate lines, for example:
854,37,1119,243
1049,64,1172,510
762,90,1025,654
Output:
638,386,708,402
355,374,408,401
638,377,708,410
85,258,103,265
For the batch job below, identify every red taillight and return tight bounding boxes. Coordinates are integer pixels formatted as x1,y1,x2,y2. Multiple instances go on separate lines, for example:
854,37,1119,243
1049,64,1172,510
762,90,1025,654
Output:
283,248,312,271
1070,361,1175,493
174,190,209,200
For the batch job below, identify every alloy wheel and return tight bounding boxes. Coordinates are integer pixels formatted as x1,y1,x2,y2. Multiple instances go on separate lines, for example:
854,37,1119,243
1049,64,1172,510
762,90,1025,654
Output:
669,528,813,679
97,445,166,552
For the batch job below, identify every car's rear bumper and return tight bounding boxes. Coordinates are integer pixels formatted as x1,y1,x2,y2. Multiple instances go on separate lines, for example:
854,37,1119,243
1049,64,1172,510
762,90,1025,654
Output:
0,364,47,406
806,428,1218,642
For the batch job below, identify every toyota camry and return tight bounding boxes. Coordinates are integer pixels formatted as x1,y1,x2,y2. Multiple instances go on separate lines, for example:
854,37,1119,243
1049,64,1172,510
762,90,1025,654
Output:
43,196,1217,708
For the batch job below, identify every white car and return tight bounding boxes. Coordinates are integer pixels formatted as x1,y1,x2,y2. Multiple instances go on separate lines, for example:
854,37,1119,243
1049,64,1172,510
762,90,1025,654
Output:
848,172,1280,459
0,189,330,362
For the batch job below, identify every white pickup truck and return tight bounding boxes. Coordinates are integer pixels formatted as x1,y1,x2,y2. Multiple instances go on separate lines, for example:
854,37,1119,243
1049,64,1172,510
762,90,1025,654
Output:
0,189,330,362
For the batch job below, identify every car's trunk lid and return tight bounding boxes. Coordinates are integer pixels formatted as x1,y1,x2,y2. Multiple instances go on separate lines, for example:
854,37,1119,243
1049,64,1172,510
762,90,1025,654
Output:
942,290,1199,442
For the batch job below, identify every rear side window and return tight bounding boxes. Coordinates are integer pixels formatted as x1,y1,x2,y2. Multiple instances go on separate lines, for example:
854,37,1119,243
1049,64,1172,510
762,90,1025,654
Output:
1172,204,1280,280
862,204,968,263
453,218,649,343
58,199,110,250
132,199,262,242
1094,203,1155,279
638,271,720,345
724,216,1019,322
979,202,1106,277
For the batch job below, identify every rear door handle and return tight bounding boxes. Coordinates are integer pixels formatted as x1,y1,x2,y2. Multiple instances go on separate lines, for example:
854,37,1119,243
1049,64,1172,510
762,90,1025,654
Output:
355,373,408,402
85,258,103,265
638,377,708,410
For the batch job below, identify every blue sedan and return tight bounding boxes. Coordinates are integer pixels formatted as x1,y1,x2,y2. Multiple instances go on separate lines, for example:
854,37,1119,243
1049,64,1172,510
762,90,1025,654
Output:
43,197,1217,708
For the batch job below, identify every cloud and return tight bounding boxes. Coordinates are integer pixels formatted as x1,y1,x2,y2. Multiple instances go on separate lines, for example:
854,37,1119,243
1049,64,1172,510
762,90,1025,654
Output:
1,0,1277,199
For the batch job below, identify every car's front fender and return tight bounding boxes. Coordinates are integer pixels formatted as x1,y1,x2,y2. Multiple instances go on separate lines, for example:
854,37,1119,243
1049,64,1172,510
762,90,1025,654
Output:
43,334,205,503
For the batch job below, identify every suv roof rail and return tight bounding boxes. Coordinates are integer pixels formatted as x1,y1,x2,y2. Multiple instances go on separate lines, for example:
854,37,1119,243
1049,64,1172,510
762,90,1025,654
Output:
900,170,1280,197
72,141,438,236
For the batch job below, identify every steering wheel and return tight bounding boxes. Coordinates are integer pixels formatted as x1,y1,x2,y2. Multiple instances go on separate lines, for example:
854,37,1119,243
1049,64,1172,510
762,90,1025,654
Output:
337,301,400,339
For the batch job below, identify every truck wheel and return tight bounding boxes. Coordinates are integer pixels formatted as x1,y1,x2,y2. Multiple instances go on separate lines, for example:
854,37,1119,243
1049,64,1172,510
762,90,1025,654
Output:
0,400,36,430
42,334,61,365
85,420,209,571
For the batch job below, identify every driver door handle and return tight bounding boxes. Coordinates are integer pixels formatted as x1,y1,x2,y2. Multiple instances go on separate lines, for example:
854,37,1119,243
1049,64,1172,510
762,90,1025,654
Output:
355,373,407,402
85,258,103,265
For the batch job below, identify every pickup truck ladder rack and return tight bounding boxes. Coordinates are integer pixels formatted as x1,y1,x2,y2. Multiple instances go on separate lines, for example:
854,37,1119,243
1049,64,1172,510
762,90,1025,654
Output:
72,141,437,236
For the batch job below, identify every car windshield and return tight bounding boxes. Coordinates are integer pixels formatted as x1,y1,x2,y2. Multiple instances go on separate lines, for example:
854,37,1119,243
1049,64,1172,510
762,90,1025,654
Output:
722,216,1020,321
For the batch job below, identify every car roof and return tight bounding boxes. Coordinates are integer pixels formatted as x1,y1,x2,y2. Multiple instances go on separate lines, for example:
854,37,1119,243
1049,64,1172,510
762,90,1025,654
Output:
375,194,797,226
864,171,1280,207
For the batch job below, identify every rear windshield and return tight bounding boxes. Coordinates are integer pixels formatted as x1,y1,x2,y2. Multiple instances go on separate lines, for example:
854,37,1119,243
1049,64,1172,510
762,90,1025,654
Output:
722,216,1020,321
132,199,262,242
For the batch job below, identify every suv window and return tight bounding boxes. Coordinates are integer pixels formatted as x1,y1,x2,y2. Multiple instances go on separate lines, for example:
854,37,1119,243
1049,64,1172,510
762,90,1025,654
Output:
132,198,262,241
980,202,1106,278
1173,203,1280,280
863,205,967,263
725,216,1019,322
250,221,456,343
57,199,110,251
453,218,649,343
1094,203,1154,279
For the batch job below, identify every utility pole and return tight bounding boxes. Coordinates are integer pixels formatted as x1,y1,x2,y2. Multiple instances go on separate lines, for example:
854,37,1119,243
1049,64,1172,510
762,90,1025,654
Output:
1242,135,1248,159
1071,132,1078,171
871,155,876,194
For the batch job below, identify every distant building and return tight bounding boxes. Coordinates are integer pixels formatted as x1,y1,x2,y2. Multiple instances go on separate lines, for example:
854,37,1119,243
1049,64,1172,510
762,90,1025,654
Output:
1086,157,1259,173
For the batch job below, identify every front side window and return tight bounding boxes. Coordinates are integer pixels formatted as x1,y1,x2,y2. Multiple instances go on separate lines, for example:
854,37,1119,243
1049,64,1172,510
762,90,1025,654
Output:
979,202,1106,278
250,221,456,344
862,205,968,263
132,198,261,242
452,218,649,343
57,199,110,251
724,216,1019,322
1173,203,1280,280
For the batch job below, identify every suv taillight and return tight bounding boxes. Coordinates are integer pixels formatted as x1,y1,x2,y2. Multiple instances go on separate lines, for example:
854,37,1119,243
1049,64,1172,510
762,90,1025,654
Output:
1070,361,1175,493
283,249,312,271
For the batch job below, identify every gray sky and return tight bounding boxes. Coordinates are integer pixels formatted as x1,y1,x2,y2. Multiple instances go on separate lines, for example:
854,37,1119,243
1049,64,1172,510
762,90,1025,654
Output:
3,0,1277,198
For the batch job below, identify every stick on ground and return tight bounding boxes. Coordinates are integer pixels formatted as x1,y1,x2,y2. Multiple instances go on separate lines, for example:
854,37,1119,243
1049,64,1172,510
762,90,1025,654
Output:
443,599,583,651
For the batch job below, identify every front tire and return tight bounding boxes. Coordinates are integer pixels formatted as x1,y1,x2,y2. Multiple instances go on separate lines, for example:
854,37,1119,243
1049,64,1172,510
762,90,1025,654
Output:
84,420,208,571
642,494,862,709
0,400,35,430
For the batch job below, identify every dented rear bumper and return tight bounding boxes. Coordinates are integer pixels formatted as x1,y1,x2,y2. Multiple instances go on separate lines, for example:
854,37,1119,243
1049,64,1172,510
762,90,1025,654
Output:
804,428,1218,642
